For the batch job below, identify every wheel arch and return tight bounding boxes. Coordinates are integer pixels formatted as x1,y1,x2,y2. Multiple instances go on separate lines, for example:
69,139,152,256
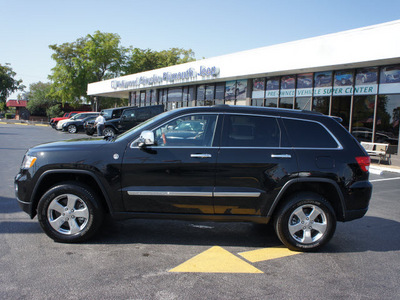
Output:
30,170,113,218
267,178,346,221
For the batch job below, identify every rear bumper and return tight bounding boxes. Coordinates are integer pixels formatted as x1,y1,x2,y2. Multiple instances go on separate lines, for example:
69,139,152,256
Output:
343,180,372,221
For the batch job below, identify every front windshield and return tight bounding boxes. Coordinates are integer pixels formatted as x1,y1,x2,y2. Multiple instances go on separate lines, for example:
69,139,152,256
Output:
70,114,82,120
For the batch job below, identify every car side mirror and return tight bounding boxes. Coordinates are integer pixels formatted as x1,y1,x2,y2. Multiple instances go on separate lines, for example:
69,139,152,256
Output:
138,131,155,148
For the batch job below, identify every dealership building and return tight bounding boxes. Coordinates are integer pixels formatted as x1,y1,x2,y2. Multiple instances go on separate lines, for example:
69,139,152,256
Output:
88,20,400,156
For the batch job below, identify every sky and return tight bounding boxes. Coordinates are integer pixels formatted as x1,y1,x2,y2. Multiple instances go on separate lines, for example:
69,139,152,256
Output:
2,0,400,100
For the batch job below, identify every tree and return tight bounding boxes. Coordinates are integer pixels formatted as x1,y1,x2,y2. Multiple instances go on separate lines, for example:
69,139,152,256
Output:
48,31,125,107
122,47,195,75
0,63,25,103
26,82,59,117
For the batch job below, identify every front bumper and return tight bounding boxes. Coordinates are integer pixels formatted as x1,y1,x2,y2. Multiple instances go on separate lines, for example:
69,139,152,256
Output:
14,172,35,218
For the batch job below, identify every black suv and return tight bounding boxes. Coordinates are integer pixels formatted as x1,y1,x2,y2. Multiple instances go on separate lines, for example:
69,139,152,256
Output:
85,105,164,136
14,105,372,251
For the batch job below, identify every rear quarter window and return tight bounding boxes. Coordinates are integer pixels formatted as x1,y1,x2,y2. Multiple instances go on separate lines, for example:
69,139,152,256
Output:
283,118,339,148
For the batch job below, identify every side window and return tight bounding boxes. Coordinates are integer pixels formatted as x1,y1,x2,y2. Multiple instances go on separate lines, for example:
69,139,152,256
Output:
283,118,339,148
153,114,217,147
137,108,151,121
122,109,136,120
222,115,280,147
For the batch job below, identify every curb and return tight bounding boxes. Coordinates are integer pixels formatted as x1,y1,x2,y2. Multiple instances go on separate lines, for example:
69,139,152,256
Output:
0,120,49,127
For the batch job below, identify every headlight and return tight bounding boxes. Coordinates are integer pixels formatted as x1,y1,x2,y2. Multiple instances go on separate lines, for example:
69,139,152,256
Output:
22,155,37,169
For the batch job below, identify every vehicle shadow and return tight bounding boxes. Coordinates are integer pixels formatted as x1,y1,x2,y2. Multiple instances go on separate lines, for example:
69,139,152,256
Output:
89,215,400,252
93,217,279,248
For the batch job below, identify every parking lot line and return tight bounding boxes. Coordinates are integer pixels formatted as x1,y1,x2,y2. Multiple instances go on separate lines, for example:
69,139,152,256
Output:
370,177,400,183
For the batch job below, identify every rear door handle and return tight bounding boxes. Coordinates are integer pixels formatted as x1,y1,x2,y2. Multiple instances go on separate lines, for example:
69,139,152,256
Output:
191,154,212,158
271,154,292,159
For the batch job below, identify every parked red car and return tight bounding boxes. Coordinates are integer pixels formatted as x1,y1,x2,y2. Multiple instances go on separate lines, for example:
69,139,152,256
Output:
49,111,92,128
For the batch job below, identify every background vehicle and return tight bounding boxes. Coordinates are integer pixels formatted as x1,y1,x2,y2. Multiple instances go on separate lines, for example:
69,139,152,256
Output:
85,105,164,136
15,105,372,251
56,112,99,130
49,111,90,128
61,114,99,133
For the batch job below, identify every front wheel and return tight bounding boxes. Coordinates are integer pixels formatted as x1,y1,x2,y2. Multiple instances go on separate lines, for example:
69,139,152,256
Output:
274,192,336,251
37,183,104,243
67,124,77,134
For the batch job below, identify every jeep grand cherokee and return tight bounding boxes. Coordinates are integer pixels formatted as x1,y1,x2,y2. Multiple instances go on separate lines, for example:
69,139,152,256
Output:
14,105,372,251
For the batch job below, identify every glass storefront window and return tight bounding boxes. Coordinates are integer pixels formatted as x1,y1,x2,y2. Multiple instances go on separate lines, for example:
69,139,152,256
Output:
225,81,236,103
296,73,313,98
356,67,378,85
281,76,295,89
331,96,351,129
151,90,157,104
295,97,312,110
380,65,400,84
215,82,225,103
252,78,265,99
168,88,182,102
182,87,189,107
279,98,293,109
236,79,247,101
197,85,205,102
188,86,195,106
351,95,376,142
252,99,264,106
146,90,151,106
266,77,279,98
140,91,146,106
265,98,277,107
376,94,400,153
205,84,215,101
313,97,330,115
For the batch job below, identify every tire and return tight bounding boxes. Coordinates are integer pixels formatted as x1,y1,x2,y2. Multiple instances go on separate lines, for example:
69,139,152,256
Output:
103,127,116,137
37,182,104,243
274,192,336,252
67,124,77,134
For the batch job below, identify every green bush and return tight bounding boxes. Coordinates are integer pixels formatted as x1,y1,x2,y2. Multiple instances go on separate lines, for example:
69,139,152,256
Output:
5,113,15,119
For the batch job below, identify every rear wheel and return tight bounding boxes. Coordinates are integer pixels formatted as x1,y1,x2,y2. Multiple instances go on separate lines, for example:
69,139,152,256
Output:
37,182,104,243
103,127,116,137
274,192,336,251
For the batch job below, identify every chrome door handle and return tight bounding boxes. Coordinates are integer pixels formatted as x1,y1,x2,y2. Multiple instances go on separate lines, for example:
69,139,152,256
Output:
191,154,212,158
271,154,292,159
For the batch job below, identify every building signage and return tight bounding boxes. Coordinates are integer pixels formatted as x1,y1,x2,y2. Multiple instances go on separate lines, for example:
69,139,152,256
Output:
266,90,279,98
111,66,220,90
296,88,313,97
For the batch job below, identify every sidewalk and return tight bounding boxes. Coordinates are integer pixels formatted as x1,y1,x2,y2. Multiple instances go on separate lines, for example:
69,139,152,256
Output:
370,154,400,175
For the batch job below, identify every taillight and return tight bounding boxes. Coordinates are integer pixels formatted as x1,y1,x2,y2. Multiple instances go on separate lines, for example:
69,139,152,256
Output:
356,156,371,172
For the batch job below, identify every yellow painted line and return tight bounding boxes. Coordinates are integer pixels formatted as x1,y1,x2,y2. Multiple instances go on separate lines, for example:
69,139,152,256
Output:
0,122,7,124
169,246,263,273
238,246,300,263
14,123,29,126
34,124,49,127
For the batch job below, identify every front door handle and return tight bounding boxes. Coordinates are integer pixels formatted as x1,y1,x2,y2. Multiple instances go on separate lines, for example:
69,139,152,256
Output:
271,154,292,159
191,154,212,158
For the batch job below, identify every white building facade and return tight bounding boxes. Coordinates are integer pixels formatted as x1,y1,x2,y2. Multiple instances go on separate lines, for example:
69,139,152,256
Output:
88,20,400,155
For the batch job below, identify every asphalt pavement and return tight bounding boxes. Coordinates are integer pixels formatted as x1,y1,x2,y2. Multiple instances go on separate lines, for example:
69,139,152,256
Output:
0,123,399,300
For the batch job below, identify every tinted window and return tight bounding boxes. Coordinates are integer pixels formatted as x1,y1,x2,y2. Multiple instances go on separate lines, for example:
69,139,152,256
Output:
153,114,217,147
283,118,339,148
222,115,280,147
